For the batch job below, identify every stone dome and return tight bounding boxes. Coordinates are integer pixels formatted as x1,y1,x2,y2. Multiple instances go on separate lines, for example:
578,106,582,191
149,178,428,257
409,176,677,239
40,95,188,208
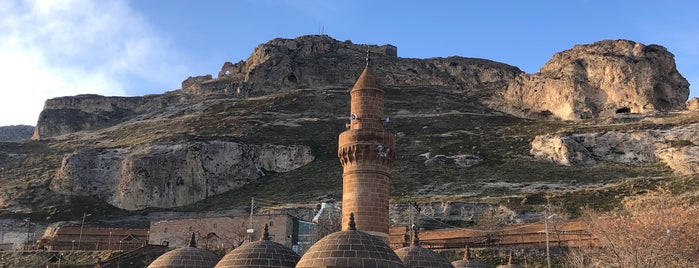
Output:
295,213,405,268
148,233,220,268
215,224,300,268
393,226,454,268
451,247,491,268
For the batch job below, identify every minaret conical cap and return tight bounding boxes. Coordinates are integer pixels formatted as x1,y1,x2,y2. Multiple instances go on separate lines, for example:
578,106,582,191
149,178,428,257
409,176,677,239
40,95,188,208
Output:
351,56,382,93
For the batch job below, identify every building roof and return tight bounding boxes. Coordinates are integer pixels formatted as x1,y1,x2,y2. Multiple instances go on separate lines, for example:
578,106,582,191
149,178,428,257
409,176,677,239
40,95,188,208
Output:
148,233,220,268
215,224,300,268
393,226,454,268
295,213,405,268
451,247,491,268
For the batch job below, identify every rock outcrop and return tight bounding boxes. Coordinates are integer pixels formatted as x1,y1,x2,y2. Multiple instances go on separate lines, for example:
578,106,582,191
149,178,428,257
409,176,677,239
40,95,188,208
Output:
32,94,184,139
50,141,314,210
492,40,690,120
184,35,522,97
531,123,699,174
0,125,34,141
688,97,699,111
420,152,482,168
34,35,522,139
32,37,692,141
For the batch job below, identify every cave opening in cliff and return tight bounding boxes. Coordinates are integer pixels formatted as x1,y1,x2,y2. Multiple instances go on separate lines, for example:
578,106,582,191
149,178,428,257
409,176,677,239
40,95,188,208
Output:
616,107,631,114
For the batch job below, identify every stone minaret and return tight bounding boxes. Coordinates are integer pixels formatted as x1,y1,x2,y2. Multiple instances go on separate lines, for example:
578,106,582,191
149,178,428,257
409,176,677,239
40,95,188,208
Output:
338,52,395,240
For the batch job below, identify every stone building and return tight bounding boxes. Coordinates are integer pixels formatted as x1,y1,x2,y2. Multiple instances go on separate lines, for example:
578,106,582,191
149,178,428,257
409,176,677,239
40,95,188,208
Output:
295,54,449,268
37,224,149,251
149,214,301,250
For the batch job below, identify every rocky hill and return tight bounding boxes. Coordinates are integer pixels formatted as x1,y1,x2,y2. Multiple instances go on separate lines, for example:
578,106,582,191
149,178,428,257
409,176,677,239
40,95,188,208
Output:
0,125,34,141
491,40,690,120
0,35,696,225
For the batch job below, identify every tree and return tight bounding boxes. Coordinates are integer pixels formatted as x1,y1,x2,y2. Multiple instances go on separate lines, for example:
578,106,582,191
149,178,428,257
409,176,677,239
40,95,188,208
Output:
475,205,510,246
566,188,699,268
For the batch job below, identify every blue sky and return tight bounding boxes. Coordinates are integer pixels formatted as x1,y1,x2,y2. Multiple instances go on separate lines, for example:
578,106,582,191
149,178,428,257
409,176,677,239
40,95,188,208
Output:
1,0,697,126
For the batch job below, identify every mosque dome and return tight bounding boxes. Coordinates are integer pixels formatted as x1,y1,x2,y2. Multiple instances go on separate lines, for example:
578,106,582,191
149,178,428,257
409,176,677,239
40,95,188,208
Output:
148,233,220,268
451,247,491,268
295,213,405,268
393,226,454,268
215,224,300,268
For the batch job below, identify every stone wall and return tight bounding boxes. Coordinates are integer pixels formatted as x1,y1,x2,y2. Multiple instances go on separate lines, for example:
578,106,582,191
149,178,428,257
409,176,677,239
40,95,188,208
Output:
149,215,294,249
37,224,149,251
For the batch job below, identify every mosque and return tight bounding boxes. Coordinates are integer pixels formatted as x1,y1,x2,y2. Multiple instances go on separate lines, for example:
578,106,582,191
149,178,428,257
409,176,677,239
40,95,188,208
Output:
146,53,502,268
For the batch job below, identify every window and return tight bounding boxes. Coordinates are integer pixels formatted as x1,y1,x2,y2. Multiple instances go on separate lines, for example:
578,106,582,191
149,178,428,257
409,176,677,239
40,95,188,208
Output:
164,228,168,234
213,223,217,229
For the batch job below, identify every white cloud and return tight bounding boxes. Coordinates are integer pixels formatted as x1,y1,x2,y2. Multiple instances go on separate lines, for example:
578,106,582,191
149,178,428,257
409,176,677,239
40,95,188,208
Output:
0,0,185,126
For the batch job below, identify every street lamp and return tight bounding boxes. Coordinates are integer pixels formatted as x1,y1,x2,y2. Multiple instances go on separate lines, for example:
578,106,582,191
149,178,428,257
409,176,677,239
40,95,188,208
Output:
544,212,556,268
78,213,91,250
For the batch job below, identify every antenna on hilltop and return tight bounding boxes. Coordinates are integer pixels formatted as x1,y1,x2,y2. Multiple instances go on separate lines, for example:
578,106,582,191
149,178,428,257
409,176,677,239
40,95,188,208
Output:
318,24,325,36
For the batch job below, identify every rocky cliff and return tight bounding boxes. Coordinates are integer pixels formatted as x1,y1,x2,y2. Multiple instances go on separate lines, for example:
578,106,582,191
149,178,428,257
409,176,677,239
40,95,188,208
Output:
0,125,34,141
34,37,692,141
32,93,185,139
192,35,521,96
531,120,699,175
491,40,690,120
2,35,697,223
51,141,313,210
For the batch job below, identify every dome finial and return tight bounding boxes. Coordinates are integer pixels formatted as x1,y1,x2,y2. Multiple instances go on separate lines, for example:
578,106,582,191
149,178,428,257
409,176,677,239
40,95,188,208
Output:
262,224,270,241
411,224,420,246
463,245,472,260
189,232,196,247
348,212,357,230
508,251,513,265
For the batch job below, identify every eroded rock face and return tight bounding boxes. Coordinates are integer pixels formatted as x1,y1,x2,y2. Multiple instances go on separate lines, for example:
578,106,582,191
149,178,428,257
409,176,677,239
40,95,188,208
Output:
33,36,521,139
51,141,314,210
493,40,690,120
190,35,522,96
0,125,34,141
531,123,699,174
32,94,184,139
688,97,699,111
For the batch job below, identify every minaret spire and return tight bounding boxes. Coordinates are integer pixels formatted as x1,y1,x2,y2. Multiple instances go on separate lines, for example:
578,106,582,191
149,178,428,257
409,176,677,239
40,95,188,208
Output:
338,50,395,241
365,50,371,67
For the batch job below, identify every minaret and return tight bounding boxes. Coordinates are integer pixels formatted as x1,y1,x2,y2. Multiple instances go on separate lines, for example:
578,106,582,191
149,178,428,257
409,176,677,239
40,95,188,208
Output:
338,51,395,240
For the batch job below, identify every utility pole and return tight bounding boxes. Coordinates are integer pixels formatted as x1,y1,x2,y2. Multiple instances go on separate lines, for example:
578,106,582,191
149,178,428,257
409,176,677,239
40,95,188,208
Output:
78,213,91,250
544,208,555,268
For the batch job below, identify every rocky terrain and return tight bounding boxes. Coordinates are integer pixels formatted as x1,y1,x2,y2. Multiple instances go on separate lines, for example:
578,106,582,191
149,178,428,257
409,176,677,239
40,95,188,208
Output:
0,35,696,227
531,120,699,175
0,125,34,141
491,40,690,120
